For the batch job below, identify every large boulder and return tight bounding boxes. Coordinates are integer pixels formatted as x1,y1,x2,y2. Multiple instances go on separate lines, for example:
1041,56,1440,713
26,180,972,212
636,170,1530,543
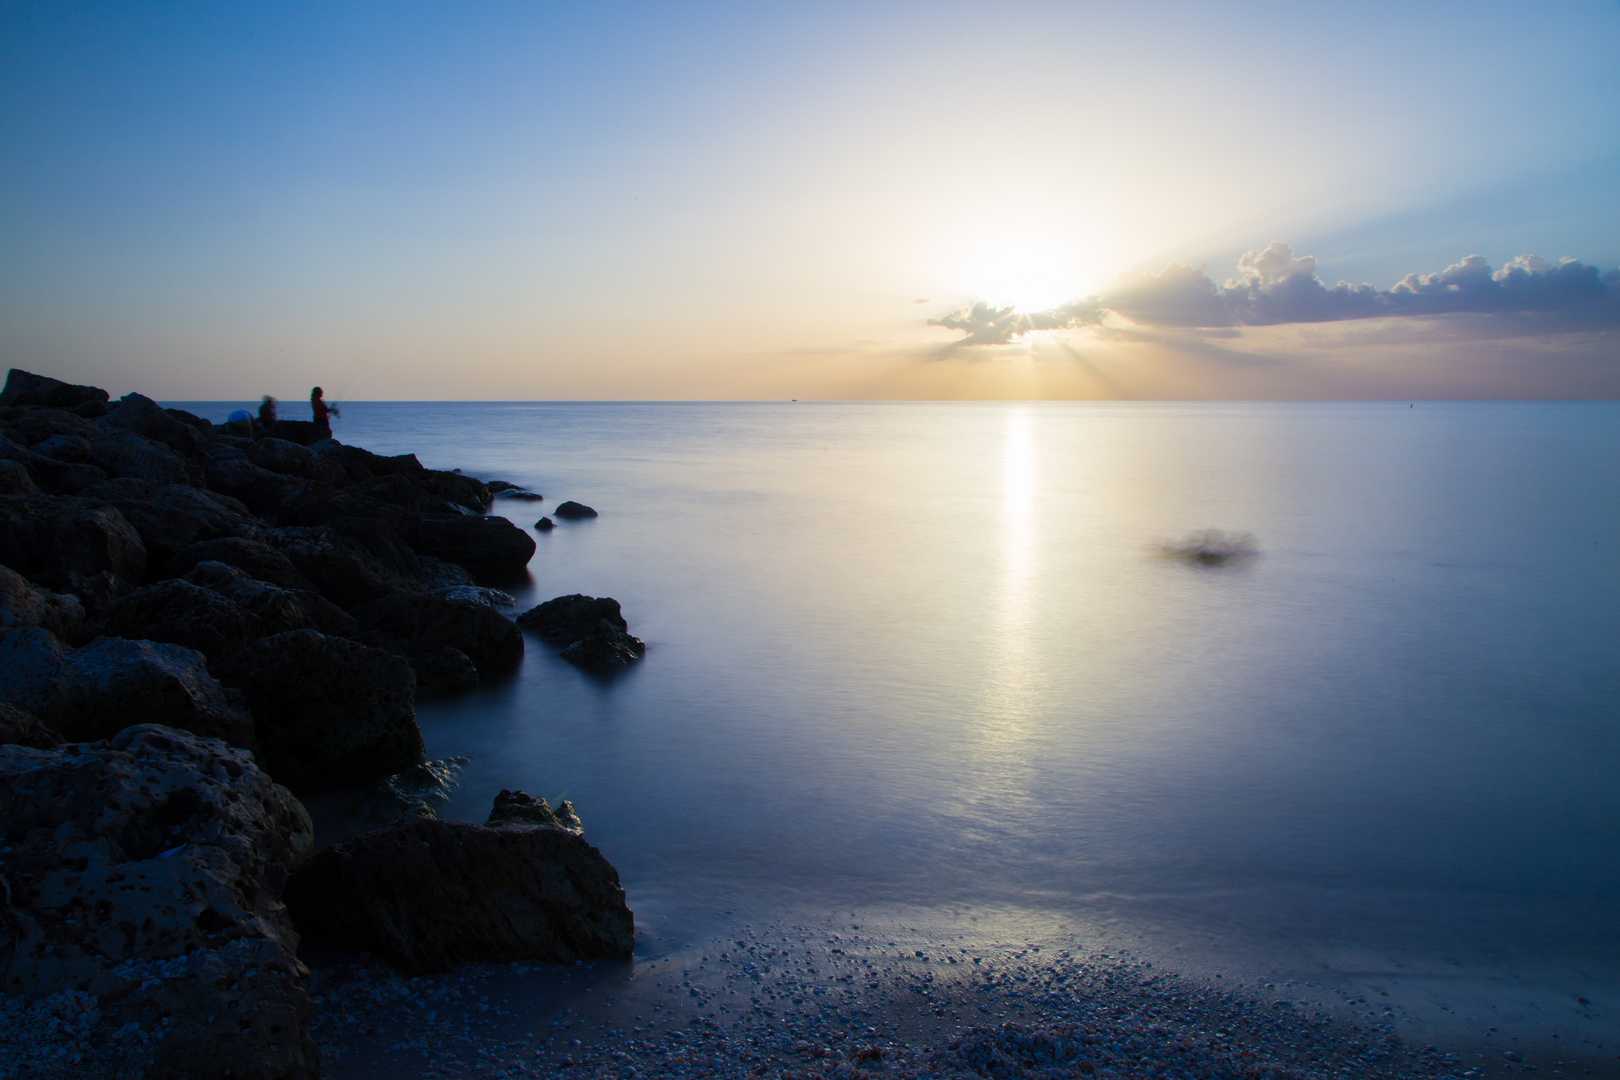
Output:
422,469,491,512
0,496,148,599
0,368,109,409
0,457,38,494
0,434,107,495
0,725,317,1079
0,627,70,715
0,563,85,639
165,536,317,593
400,511,536,580
350,592,524,677
553,500,598,519
104,392,207,456
215,630,422,788
202,443,303,511
87,579,265,665
183,559,358,637
559,624,646,673
262,525,418,609
284,796,633,973
88,426,204,487
0,701,62,748
248,437,314,476
36,635,257,749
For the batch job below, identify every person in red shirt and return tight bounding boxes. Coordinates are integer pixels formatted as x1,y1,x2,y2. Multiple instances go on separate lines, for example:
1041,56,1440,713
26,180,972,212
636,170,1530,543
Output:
310,387,341,429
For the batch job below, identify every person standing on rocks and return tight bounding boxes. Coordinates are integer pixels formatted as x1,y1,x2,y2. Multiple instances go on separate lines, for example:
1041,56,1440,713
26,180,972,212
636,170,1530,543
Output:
257,394,277,429
311,386,340,431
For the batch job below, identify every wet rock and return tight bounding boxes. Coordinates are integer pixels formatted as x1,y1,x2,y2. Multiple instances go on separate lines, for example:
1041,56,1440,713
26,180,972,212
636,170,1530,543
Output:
87,579,265,665
488,788,583,834
0,457,38,494
182,559,358,637
0,700,62,749
398,511,537,579
166,536,318,594
41,636,258,749
248,436,314,476
534,515,554,531
88,426,204,487
363,756,469,822
0,724,318,1078
284,802,633,972
432,584,516,608
0,368,109,409
350,592,524,676
0,563,85,639
214,630,422,788
559,622,646,673
515,593,628,643
553,499,598,519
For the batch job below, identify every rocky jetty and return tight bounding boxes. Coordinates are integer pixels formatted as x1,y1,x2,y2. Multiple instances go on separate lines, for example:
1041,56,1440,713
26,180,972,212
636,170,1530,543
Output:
284,791,634,973
0,368,636,1074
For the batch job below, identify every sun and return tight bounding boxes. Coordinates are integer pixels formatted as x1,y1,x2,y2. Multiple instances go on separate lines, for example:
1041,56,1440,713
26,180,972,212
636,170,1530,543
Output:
967,231,1085,313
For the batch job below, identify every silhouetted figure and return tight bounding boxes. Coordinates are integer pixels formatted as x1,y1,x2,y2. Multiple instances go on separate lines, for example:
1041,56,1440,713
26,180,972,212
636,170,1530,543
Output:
257,395,278,429
311,386,340,429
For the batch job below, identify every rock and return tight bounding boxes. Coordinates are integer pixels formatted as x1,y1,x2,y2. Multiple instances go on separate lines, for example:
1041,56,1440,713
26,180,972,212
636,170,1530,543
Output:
284,804,633,973
41,636,258,749
87,579,265,665
214,630,422,788
349,592,524,676
362,756,469,823
30,432,93,462
165,536,317,593
257,420,330,446
0,457,38,494
399,511,536,579
0,563,85,639
421,469,492,512
0,700,62,748
0,626,68,714
495,487,544,500
559,622,646,673
534,515,554,531
515,593,628,643
417,555,475,588
0,368,109,409
488,788,583,834
376,643,478,696
268,478,337,526
264,525,417,609
105,392,207,456
433,584,516,608
3,406,95,446
182,560,359,637
0,494,148,597
0,724,318,1078
553,500,598,519
0,434,108,494
248,437,314,476
89,426,204,487
201,444,302,513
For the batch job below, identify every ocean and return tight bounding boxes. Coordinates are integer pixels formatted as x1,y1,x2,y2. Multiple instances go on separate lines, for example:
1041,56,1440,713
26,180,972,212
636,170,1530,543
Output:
175,400,1620,1059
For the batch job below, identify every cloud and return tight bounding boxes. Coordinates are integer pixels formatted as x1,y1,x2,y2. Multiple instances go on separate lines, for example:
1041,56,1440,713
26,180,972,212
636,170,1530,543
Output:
930,244,1620,343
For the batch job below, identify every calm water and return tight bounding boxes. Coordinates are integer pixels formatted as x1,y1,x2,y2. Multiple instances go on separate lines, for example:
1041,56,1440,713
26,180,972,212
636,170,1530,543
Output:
187,401,1620,1042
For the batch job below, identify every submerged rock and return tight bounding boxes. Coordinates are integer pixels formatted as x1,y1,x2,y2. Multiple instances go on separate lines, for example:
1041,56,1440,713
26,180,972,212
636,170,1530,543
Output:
1157,528,1259,566
553,499,598,519
0,724,317,1079
215,629,423,788
559,622,647,673
285,795,633,973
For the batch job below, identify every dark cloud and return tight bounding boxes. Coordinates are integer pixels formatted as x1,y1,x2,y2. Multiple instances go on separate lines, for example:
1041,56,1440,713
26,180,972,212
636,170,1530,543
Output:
930,244,1620,344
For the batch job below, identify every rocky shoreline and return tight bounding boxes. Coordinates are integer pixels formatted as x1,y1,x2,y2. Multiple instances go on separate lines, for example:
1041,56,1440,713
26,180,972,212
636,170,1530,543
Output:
0,369,643,1077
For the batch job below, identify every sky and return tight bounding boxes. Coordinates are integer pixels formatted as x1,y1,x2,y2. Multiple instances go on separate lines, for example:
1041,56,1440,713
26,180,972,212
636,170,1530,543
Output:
2,0,1618,400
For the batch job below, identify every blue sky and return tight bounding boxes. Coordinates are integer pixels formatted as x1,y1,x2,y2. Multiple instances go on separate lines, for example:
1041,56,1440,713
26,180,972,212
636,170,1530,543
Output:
3,0,1617,399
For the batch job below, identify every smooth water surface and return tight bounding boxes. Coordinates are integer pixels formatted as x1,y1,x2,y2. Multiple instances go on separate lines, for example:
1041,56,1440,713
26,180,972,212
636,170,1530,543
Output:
195,401,1620,1039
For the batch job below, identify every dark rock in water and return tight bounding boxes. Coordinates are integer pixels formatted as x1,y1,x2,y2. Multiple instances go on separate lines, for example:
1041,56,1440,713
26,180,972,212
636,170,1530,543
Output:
553,500,598,519
433,583,516,608
515,593,628,643
0,700,62,748
364,755,469,823
215,629,422,788
393,643,479,696
88,579,265,665
0,494,147,595
182,559,358,637
32,633,257,749
0,457,38,494
560,622,646,673
534,515,555,530
0,724,318,1078
258,419,330,446
285,802,633,972
422,469,492,512
350,592,524,676
248,436,314,476
399,511,536,579
166,535,316,592
488,788,583,834
0,562,85,639
305,440,424,488
1157,528,1259,566
0,368,109,409
496,488,544,500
